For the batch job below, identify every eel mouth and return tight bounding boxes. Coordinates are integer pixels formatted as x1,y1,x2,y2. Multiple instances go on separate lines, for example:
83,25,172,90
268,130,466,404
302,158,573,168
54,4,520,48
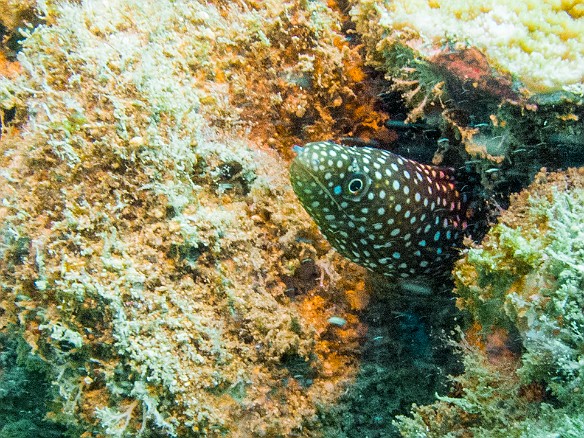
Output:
290,157,356,235
290,157,346,215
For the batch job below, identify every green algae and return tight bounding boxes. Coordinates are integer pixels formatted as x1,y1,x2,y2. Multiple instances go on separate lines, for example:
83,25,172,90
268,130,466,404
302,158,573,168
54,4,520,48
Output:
395,168,584,437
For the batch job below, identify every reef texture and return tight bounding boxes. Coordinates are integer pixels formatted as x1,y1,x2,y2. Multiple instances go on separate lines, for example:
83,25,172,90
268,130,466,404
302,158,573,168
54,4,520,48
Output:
2,0,584,436
351,0,584,199
396,168,584,436
0,0,375,436
352,0,584,95
0,0,37,35
0,0,39,58
348,2,584,436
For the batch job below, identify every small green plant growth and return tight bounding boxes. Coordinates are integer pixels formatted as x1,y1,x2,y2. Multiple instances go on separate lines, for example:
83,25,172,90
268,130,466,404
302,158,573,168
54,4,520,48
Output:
396,168,584,436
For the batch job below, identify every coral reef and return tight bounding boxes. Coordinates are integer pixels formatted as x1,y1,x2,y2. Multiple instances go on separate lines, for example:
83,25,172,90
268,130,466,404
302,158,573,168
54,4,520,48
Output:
352,0,584,95
0,0,39,57
0,0,375,435
1,0,583,436
395,168,584,436
346,2,584,436
351,0,584,200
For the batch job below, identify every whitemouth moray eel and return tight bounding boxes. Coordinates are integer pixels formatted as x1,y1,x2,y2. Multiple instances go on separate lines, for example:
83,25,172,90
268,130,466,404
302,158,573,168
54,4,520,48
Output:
290,141,469,279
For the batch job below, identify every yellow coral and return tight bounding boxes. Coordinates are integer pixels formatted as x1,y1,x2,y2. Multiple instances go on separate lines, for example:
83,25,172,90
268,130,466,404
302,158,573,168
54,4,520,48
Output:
353,0,584,94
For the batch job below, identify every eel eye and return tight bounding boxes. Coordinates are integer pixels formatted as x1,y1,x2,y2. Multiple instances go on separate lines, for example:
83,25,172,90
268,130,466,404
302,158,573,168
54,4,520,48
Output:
342,170,371,201
348,177,364,194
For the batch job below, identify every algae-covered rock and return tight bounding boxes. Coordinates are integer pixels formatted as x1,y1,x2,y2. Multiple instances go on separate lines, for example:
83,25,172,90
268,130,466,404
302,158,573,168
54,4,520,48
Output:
0,0,371,435
2,0,583,436
395,168,584,436
0,0,40,58
456,168,584,404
